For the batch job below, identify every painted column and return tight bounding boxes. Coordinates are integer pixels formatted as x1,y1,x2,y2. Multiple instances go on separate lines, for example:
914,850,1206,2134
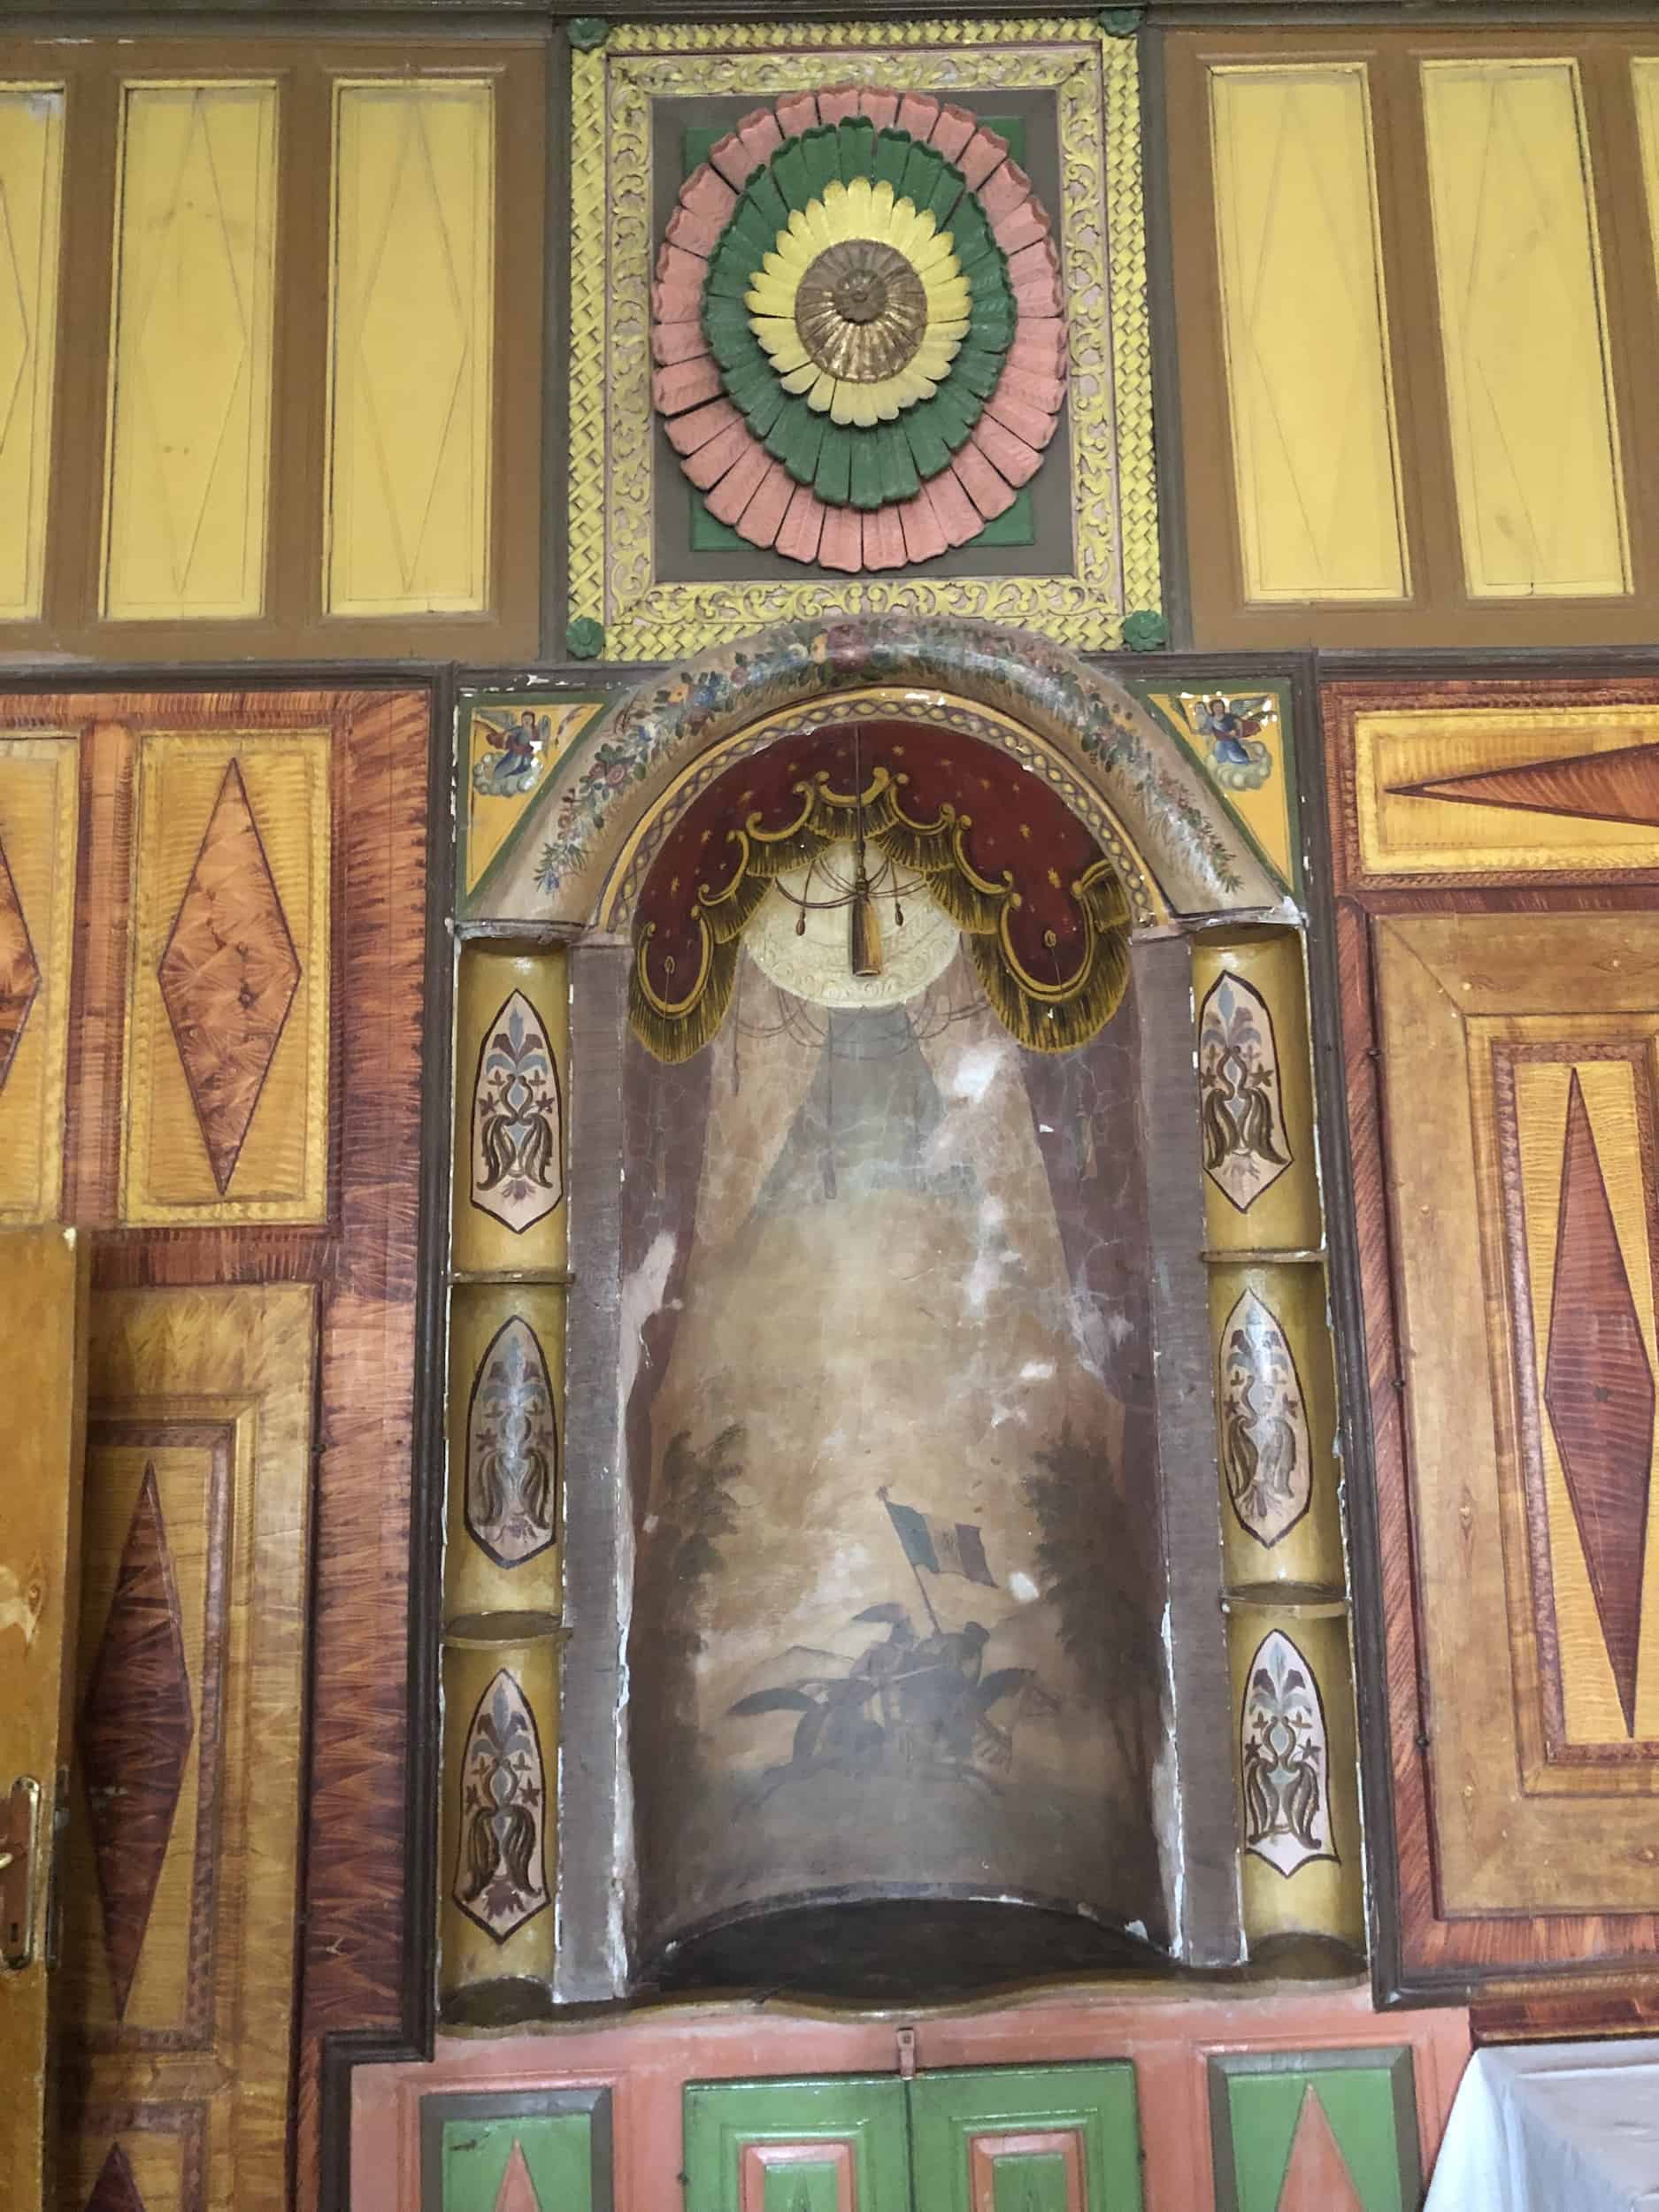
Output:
441,945,571,2022
1193,927,1364,1960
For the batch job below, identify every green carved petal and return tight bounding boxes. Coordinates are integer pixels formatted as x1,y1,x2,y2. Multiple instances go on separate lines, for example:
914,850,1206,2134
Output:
902,405,953,480
741,168,789,236
849,434,886,511
837,116,876,182
772,138,812,214
768,407,826,484
873,127,911,193
876,420,920,503
801,124,841,199
899,142,946,217
815,426,853,504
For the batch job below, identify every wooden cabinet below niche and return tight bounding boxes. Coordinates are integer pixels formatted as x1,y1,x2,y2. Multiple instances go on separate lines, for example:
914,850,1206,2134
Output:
0,685,435,2212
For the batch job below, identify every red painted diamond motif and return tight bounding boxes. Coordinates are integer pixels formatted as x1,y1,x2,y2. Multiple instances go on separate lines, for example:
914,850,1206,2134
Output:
79,1464,195,2017
1543,1071,1655,1735
0,828,41,1092
157,757,301,1195
85,2141,148,2212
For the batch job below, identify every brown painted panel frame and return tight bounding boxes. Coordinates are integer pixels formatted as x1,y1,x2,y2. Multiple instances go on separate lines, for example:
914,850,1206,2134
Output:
1164,26,1659,651
0,34,543,661
1309,656,1659,2008
0,672,449,2212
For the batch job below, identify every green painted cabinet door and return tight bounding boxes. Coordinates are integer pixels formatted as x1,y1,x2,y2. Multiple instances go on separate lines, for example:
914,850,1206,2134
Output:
421,2087,612,2212
908,2064,1143,2212
683,2075,912,2212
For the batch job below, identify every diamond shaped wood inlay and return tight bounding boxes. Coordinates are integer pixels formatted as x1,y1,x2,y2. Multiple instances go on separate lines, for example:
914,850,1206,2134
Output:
85,2141,148,2212
0,828,40,1091
1392,738,1659,828
1543,1071,1655,1734
157,757,301,1194
79,1463,196,2016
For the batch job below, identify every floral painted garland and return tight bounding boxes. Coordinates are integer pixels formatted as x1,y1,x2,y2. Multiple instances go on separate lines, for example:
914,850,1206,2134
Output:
651,87,1067,574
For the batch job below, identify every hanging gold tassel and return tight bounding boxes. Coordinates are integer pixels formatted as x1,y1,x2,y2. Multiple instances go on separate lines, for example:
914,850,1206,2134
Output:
849,878,884,977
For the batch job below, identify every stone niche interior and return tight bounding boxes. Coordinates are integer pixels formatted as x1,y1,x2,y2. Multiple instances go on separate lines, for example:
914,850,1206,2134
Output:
612,719,1188,2001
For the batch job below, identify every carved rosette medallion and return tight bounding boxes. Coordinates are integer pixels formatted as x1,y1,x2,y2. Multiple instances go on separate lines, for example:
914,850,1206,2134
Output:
1240,1629,1335,1878
1218,1289,1312,1548
452,1668,551,1943
651,88,1065,572
465,1317,559,1569
1199,972,1292,1214
470,990,565,1234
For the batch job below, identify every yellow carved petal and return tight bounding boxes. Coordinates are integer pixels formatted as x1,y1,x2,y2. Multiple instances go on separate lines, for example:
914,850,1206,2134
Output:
806,372,836,412
922,276,972,320
887,196,935,262
911,334,962,380
779,360,821,394
863,375,909,421
893,365,938,407
749,313,803,357
844,176,873,231
800,196,837,255
747,273,801,318
870,180,895,231
911,232,958,277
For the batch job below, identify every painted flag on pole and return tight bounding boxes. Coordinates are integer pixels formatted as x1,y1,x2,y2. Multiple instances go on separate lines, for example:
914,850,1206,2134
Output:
883,1495,997,1587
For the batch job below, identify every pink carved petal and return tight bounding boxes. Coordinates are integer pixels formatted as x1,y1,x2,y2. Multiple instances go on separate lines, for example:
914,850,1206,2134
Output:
971,416,1043,488
655,243,708,294
897,93,941,143
651,273,705,326
897,490,949,565
858,88,901,131
652,320,711,367
993,204,1048,256
653,357,724,415
818,84,864,127
957,127,1010,192
819,508,864,573
709,129,762,191
776,483,827,565
681,165,738,226
863,508,908,572
951,443,1018,521
738,108,785,167
920,467,982,548
1012,260,1064,317
736,460,795,549
994,365,1066,418
664,398,741,457
979,157,1034,219
775,91,819,138
666,204,722,258
928,104,976,161
985,386,1060,450
681,421,753,488
705,441,772,526
1009,320,1068,376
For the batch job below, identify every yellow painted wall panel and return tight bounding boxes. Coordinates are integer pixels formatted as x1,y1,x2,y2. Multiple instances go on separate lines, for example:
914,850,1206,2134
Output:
1210,64,1407,603
1422,58,1629,600
101,81,279,621
0,734,77,1222
0,88,63,622
326,78,495,616
122,727,331,1224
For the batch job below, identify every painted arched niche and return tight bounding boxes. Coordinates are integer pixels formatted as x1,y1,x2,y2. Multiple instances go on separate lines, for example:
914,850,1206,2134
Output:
487,615,1288,930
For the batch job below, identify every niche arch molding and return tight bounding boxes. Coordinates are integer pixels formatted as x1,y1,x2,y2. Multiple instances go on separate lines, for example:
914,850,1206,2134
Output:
505,617,1288,931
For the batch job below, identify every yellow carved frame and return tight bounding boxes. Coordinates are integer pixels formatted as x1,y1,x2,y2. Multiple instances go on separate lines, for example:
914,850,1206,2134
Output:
568,19,1159,659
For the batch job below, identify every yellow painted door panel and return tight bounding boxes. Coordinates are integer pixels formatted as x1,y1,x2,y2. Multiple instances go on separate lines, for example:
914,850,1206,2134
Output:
1421,58,1629,600
326,77,495,616
101,80,279,622
0,1228,88,2212
1210,63,1409,603
0,733,78,1224
0,86,63,623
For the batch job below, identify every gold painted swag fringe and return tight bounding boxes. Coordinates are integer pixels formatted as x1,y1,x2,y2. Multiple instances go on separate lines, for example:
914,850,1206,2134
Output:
630,768,1133,1062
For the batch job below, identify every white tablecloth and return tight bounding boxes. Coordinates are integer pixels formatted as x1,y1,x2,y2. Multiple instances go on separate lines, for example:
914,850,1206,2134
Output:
1425,2042,1659,2210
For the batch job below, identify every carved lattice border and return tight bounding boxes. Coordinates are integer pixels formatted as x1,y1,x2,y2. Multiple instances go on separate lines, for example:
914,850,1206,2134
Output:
567,19,1159,659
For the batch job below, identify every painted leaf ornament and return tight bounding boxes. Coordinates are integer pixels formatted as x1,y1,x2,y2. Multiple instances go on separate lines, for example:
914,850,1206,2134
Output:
651,87,1067,572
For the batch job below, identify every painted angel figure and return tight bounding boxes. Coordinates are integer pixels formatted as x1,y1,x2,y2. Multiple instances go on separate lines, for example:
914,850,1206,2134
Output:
473,707,551,798
1190,693,1274,793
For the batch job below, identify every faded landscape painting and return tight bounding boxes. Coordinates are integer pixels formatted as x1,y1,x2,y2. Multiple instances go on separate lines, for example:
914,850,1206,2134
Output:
622,936,1167,1978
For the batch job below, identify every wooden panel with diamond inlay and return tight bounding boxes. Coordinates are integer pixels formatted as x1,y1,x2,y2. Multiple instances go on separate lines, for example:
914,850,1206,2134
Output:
121,726,330,1225
1367,911,1659,1935
60,1285,313,2212
0,733,76,1221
